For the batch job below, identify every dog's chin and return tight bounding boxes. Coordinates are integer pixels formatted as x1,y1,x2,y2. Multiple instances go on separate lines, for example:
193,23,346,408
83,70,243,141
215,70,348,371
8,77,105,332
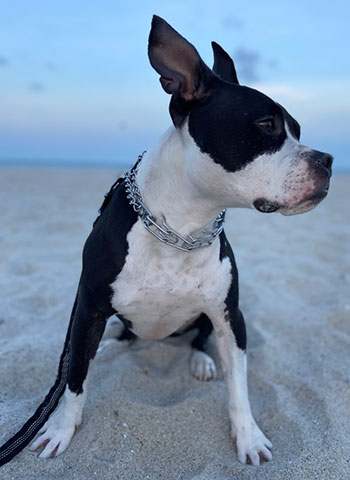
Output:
279,200,319,216
253,189,329,216
279,189,329,216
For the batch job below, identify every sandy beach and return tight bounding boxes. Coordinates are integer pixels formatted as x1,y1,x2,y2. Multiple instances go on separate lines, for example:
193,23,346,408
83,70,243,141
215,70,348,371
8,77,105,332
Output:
0,166,349,480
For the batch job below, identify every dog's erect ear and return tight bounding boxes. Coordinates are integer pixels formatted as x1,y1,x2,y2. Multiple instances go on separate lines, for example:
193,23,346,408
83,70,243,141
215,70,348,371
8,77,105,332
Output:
211,41,239,84
148,15,214,101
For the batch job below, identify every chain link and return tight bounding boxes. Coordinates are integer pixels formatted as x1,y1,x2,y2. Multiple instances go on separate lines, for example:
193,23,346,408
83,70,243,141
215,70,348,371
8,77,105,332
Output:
124,153,226,252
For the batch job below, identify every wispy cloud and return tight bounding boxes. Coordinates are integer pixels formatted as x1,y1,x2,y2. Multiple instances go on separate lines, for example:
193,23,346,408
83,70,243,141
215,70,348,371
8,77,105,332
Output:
234,47,261,82
231,47,279,83
0,56,9,66
29,82,46,92
221,15,244,30
43,61,58,72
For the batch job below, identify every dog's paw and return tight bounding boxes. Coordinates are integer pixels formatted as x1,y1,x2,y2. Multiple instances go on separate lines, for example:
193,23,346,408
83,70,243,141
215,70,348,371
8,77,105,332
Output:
29,389,84,458
29,420,76,458
233,422,272,466
190,350,217,381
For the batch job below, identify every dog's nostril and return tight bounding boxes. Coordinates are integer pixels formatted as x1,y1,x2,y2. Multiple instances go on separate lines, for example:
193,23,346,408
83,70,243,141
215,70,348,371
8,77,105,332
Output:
315,153,333,170
324,154,333,169
327,155,334,168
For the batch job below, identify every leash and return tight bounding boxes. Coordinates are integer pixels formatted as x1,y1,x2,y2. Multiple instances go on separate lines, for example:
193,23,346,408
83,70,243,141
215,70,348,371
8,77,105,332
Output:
0,292,79,467
93,152,145,227
0,348,70,466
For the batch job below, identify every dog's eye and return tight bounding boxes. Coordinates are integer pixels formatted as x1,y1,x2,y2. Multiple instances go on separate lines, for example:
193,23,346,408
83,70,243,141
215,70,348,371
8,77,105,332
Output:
257,117,276,133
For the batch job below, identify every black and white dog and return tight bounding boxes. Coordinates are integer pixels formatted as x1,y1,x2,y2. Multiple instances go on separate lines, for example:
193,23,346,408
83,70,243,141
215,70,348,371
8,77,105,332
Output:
0,16,332,467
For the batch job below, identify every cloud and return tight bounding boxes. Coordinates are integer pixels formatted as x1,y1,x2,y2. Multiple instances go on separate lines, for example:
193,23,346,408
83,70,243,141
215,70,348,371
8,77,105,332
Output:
222,16,244,30
234,47,261,82
0,56,9,66
29,82,46,92
232,48,279,83
267,59,279,70
44,61,58,72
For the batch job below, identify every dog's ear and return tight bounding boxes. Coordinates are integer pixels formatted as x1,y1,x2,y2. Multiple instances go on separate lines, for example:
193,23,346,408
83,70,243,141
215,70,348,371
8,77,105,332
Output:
211,41,239,84
148,15,215,101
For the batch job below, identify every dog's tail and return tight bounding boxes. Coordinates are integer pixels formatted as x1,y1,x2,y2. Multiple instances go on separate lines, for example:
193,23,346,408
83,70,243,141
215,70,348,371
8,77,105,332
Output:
0,293,77,467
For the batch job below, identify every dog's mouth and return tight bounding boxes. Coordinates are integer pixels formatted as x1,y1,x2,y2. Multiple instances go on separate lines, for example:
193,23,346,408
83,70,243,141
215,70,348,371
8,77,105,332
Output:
254,189,329,216
253,198,280,213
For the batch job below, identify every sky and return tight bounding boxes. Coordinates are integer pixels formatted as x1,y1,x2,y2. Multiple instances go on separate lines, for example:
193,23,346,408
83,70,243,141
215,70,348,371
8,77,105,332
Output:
0,0,349,171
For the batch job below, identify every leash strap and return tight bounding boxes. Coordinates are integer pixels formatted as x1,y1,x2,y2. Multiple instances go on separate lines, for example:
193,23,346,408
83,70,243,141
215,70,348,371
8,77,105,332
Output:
0,289,79,467
93,152,146,227
0,346,70,466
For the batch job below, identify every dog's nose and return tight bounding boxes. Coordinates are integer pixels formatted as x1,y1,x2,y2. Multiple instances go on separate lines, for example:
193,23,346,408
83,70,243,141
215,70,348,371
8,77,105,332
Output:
314,152,333,170
307,150,333,178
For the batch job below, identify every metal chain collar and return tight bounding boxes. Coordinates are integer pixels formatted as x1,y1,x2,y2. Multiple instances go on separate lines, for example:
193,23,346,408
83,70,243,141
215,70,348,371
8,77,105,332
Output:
124,153,226,252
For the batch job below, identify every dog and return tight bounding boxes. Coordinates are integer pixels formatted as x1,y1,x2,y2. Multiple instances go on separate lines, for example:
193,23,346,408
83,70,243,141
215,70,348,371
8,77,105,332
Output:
0,15,332,467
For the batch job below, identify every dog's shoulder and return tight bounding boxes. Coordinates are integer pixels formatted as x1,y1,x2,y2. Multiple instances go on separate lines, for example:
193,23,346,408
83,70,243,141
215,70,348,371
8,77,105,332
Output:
81,181,138,313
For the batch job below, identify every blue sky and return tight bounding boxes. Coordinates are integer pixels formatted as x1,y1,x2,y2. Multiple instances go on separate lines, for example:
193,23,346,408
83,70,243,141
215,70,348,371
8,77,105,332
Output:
0,0,349,171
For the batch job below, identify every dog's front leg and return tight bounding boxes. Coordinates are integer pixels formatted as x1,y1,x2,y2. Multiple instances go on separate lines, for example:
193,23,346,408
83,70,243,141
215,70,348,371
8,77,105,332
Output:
212,308,272,466
30,282,108,458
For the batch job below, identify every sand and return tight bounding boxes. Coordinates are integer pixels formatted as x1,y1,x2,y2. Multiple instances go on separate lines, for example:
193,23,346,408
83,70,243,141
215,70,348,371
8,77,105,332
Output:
0,166,349,480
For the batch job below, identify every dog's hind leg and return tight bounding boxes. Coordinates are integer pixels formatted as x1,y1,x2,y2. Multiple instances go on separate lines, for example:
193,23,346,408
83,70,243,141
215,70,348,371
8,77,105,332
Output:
97,316,137,353
190,313,217,381
117,324,137,342
30,283,108,458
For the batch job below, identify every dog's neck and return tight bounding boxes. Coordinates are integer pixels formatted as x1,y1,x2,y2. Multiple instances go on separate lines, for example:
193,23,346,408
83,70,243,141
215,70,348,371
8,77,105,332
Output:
137,126,224,237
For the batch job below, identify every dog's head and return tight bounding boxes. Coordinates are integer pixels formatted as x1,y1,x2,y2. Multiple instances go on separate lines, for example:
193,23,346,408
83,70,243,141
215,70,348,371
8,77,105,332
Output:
148,16,332,215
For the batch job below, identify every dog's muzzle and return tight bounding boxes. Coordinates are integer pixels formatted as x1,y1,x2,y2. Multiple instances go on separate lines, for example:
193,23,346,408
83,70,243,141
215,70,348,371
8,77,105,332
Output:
254,150,333,215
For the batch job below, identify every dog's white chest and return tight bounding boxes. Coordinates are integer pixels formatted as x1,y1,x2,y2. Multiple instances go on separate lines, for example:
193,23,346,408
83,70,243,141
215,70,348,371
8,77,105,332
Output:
110,221,232,339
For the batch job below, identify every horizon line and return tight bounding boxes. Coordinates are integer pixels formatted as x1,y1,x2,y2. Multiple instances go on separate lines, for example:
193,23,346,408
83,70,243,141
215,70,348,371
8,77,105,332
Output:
0,157,349,174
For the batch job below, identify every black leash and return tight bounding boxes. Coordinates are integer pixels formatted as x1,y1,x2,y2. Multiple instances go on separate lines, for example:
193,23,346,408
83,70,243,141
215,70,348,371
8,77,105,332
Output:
93,152,146,227
0,289,79,467
0,154,146,467
0,346,70,466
